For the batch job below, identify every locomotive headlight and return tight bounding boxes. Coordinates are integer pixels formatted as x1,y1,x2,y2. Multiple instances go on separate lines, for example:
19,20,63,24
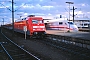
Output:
34,32,37,34
43,28,45,30
33,29,35,30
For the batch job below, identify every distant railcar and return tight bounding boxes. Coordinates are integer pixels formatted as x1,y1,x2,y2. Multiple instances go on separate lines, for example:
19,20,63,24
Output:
44,18,78,32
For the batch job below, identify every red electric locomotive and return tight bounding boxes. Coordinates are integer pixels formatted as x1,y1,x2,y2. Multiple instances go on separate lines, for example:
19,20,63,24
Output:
14,15,46,37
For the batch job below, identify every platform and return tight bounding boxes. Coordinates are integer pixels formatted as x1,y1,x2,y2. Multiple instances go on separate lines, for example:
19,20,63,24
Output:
46,30,90,40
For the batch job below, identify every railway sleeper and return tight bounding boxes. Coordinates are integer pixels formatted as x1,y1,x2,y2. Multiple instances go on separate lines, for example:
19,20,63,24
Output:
7,50,20,53
12,54,36,60
13,57,30,60
8,51,26,55
12,53,25,56
12,54,27,57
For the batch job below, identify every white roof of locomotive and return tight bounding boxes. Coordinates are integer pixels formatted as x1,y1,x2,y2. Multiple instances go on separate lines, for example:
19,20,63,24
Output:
44,18,68,23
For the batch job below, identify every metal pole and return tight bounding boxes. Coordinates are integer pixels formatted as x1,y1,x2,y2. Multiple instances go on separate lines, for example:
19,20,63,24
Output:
66,2,74,32
72,6,77,22
69,4,70,21
73,6,74,22
25,31,26,39
2,18,4,25
89,20,90,32
69,4,70,32
12,0,14,36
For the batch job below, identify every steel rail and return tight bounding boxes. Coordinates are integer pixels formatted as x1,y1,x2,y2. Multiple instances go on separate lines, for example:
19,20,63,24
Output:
0,43,13,60
1,31,40,60
39,35,90,59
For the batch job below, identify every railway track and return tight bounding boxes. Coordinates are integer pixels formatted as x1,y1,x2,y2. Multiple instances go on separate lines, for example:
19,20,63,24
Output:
2,27,90,60
79,28,90,32
20,33,90,60
40,34,90,60
0,31,40,60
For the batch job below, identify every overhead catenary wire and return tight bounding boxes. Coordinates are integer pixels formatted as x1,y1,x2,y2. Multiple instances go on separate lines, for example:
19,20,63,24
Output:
0,1,27,37
65,8,72,16
0,3,11,11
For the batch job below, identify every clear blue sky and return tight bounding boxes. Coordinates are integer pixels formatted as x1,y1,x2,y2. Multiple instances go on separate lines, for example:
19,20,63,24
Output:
0,0,90,24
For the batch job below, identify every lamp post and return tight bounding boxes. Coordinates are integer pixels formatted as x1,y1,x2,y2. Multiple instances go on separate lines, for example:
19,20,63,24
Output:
71,6,77,22
2,18,4,25
0,0,14,35
12,0,14,37
66,2,74,32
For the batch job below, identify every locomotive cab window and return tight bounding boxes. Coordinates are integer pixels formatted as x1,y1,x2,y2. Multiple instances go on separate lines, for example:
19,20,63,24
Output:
32,20,43,24
59,22,63,25
68,22,74,25
32,20,38,24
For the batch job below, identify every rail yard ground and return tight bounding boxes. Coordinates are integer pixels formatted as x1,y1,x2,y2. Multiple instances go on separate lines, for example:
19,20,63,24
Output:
0,27,90,60
46,29,90,40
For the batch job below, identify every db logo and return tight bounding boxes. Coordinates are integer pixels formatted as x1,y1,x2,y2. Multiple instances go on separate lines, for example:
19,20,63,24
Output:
37,26,40,28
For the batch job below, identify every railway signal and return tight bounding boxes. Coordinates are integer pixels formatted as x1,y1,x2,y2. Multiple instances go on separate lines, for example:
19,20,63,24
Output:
23,26,27,39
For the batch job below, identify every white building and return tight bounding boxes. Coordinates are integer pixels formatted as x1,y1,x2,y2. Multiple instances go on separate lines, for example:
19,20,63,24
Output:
73,18,90,28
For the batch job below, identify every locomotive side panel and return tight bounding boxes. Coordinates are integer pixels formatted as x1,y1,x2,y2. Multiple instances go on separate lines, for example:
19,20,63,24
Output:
14,20,29,34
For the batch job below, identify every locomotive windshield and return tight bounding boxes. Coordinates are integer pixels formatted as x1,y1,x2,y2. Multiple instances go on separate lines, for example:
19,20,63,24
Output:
68,22,74,25
32,20,43,24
